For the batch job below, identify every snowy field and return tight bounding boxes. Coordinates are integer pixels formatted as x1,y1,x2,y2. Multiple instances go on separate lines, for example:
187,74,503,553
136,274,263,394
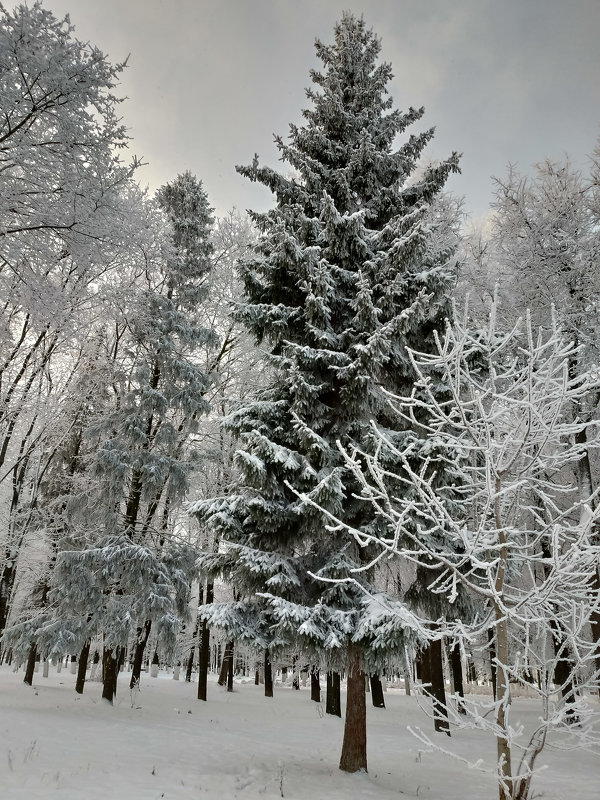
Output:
0,666,598,800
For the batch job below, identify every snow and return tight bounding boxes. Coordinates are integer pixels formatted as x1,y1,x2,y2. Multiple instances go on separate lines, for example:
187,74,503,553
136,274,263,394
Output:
1,666,598,799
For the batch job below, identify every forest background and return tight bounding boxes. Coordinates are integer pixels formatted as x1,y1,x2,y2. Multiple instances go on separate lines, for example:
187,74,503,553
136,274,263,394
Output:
1,4,600,800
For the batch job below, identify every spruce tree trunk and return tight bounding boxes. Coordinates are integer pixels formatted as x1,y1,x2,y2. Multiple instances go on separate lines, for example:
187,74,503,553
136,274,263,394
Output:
227,642,234,693
185,638,195,683
369,675,385,708
129,620,152,689
187,583,203,683
23,642,37,686
102,647,119,704
429,639,450,735
326,670,341,717
197,582,213,700
75,639,91,695
185,616,202,683
292,655,300,689
310,668,321,702
419,646,430,688
264,649,273,698
449,641,466,713
218,640,233,686
339,645,367,773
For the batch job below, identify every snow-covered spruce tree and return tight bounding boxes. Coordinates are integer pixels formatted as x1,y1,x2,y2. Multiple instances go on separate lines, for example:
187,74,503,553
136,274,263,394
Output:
45,173,217,702
192,14,460,772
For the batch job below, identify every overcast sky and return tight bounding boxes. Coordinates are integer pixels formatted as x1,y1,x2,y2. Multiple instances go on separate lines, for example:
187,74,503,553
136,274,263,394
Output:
46,0,600,220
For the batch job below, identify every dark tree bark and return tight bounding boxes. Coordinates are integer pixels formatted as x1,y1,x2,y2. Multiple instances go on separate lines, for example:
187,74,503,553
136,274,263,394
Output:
467,657,477,683
129,619,152,689
75,639,91,695
370,675,385,708
23,642,37,686
254,668,260,685
227,642,234,693
0,560,17,656
419,646,430,688
310,668,321,702
187,584,203,683
292,655,300,690
197,582,213,701
540,536,581,720
428,639,450,735
102,647,119,704
449,641,466,714
326,670,341,717
572,427,600,698
549,619,580,723
339,645,367,773
264,649,273,698
487,627,497,700
415,653,422,682
218,640,233,686
185,636,196,683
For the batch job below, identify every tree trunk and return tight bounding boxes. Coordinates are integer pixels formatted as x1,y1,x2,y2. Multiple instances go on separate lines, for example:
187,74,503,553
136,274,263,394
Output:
310,668,321,702
23,642,37,686
572,428,600,698
292,655,300,689
102,647,119,704
494,605,513,800
488,627,497,700
429,639,450,735
339,645,367,773
227,641,234,693
0,560,17,655
370,675,385,708
185,618,199,683
449,640,466,714
550,621,579,724
419,646,430,688
264,649,273,698
197,582,213,701
326,670,341,717
218,640,233,686
129,620,152,689
75,639,91,695
187,583,204,683
541,536,583,719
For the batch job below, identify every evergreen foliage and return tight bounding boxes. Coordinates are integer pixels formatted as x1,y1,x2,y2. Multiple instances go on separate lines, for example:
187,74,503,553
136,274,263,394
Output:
193,13,461,674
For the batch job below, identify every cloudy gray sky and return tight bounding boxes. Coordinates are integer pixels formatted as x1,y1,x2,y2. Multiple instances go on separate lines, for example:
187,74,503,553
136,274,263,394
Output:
47,0,600,220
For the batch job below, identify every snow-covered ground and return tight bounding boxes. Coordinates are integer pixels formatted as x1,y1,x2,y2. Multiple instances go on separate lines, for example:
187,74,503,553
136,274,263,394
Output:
0,665,598,799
